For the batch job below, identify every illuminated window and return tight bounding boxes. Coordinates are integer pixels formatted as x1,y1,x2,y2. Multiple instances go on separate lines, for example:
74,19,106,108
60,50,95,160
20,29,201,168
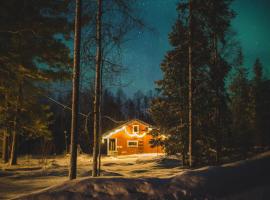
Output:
133,125,139,133
127,140,138,147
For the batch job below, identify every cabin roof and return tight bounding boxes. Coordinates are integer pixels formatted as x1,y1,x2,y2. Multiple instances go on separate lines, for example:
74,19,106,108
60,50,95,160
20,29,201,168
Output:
102,119,153,138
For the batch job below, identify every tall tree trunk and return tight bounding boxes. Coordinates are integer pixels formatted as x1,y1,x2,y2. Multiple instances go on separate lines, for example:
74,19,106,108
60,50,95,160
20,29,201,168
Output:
10,85,21,166
10,122,18,166
2,93,9,163
69,0,82,180
92,0,102,177
97,118,102,176
188,0,193,168
97,60,103,176
2,131,9,163
213,33,221,164
182,149,186,166
97,88,103,176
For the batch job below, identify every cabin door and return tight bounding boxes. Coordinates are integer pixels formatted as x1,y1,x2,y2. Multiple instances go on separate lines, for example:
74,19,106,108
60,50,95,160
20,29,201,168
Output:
138,140,144,154
109,138,116,151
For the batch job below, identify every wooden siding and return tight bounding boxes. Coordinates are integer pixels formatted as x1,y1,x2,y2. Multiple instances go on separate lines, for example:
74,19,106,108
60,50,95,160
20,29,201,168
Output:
107,120,164,155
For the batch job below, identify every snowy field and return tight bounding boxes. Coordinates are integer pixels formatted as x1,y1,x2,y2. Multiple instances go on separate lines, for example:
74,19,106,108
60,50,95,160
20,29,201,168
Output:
1,152,270,200
0,153,183,199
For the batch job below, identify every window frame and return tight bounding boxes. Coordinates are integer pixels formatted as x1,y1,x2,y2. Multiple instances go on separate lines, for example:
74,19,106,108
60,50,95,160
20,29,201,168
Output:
133,125,139,134
127,140,138,147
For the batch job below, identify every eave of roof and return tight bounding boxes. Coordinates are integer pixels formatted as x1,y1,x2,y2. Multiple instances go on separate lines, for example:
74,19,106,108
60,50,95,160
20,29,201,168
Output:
102,119,153,138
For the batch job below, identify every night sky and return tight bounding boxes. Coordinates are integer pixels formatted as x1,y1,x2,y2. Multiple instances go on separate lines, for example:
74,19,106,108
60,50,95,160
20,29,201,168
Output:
120,0,270,96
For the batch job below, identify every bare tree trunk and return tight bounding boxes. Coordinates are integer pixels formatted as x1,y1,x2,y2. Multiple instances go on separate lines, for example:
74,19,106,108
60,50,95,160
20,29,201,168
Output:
97,122,102,176
92,0,102,177
10,124,18,165
213,34,221,165
10,85,21,166
97,60,103,177
182,147,186,166
2,131,9,163
2,93,9,163
188,0,193,168
69,0,82,180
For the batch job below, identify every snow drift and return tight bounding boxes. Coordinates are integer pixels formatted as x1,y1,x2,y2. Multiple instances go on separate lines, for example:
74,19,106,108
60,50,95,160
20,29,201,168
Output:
14,152,270,200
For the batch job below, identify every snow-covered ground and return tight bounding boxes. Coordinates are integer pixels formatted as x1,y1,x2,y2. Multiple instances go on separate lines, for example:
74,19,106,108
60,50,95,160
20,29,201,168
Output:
0,153,183,199
1,152,270,200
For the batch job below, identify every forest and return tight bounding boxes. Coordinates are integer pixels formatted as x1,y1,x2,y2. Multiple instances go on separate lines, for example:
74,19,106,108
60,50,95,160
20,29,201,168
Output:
0,0,270,199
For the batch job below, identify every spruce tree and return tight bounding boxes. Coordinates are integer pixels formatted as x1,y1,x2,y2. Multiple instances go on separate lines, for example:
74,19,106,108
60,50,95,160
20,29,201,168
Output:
229,53,253,157
250,58,270,148
252,58,264,147
150,0,236,165
150,0,211,166
0,0,71,164
200,0,235,164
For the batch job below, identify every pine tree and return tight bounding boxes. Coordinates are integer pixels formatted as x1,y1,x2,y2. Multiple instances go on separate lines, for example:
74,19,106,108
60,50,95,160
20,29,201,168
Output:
150,0,236,165
229,53,253,157
250,58,270,148
150,0,211,166
252,58,264,147
200,0,235,164
0,0,71,164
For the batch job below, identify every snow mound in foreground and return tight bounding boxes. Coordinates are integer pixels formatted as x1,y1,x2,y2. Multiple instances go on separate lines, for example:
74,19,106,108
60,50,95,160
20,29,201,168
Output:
15,152,270,200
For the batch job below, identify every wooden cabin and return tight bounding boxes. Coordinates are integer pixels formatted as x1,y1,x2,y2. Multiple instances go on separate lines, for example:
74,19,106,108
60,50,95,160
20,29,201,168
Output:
102,119,164,156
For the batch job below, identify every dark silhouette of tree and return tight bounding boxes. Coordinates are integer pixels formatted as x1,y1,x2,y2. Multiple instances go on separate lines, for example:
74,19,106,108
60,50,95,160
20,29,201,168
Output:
150,0,236,166
92,0,102,177
69,0,82,180
188,0,193,168
1,93,9,163
229,51,253,157
9,85,21,165
252,58,264,146
0,0,71,165
202,0,235,164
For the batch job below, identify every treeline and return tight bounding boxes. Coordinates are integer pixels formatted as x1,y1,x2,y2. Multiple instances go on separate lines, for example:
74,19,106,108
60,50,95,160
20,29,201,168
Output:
150,0,270,166
0,88,153,157
229,58,270,157
48,88,153,155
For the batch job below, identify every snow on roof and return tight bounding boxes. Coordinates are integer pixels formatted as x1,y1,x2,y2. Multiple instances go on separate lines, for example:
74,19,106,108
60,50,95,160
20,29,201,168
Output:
102,119,153,138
